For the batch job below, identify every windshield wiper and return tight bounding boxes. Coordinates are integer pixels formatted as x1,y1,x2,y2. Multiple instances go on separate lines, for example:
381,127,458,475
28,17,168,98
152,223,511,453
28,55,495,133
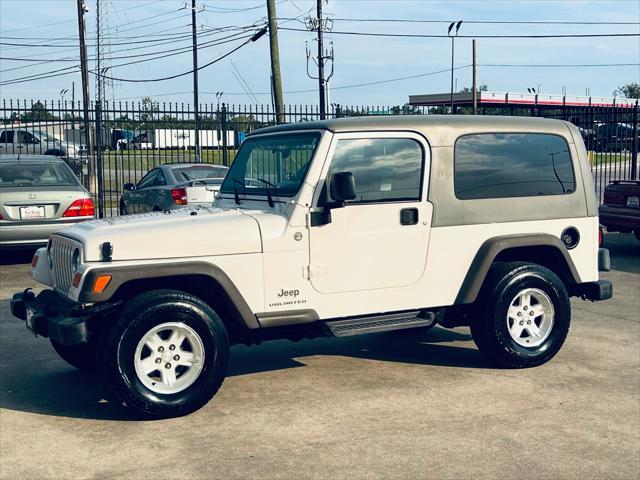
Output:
255,178,276,207
230,177,243,205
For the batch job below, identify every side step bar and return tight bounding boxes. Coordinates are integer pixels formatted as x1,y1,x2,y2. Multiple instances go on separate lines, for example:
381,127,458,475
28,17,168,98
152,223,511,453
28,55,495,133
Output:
324,311,435,337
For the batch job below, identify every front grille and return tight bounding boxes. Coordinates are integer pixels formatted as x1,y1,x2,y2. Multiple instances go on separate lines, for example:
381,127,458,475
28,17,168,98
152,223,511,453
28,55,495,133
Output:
49,235,78,293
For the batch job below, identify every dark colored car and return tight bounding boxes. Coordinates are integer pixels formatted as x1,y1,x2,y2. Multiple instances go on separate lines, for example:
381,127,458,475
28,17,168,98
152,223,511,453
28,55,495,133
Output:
599,180,640,241
594,123,639,153
119,163,229,214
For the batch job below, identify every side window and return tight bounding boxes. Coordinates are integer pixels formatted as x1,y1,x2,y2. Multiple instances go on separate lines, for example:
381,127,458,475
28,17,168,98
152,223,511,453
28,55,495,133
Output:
15,131,29,144
328,138,423,203
454,133,575,200
137,169,159,189
0,131,14,143
152,170,167,186
24,132,38,144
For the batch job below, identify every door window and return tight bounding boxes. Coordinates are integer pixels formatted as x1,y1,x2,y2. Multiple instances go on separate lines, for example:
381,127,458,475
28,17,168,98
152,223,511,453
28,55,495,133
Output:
136,169,160,189
0,131,14,143
15,131,30,144
327,138,424,203
151,170,167,186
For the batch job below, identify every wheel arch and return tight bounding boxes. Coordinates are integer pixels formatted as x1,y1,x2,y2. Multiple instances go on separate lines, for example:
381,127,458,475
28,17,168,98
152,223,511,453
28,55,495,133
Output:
455,234,581,305
80,262,259,341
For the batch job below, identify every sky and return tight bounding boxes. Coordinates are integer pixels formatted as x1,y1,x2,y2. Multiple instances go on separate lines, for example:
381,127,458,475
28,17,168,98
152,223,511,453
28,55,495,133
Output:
0,0,639,108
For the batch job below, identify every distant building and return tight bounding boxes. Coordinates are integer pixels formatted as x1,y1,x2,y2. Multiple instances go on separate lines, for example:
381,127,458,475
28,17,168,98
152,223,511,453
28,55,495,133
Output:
408,91,637,110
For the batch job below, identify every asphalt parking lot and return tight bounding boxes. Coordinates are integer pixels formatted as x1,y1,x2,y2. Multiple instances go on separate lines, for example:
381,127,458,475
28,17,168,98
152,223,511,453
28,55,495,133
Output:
0,234,638,480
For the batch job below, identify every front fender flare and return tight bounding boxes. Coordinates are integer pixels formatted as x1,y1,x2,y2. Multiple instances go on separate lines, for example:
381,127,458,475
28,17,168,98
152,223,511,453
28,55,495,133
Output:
79,261,259,329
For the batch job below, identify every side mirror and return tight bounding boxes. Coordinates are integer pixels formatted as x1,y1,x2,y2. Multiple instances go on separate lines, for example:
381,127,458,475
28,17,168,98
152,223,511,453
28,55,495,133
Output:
310,172,356,227
123,183,136,191
329,171,356,204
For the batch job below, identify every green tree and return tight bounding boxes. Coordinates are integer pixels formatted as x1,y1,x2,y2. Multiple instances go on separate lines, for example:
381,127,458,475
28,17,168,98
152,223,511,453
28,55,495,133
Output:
613,83,640,99
458,83,488,94
139,96,159,126
21,101,56,121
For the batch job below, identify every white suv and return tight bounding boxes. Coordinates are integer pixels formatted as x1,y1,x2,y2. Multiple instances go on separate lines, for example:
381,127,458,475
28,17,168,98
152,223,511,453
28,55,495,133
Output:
11,116,612,418
0,128,81,159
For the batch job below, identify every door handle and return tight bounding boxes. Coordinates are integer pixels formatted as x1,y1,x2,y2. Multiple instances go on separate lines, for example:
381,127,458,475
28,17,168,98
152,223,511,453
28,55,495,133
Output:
400,208,419,225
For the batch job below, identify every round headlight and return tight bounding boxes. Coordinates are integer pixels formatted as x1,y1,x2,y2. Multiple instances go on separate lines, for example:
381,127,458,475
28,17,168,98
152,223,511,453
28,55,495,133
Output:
71,248,80,273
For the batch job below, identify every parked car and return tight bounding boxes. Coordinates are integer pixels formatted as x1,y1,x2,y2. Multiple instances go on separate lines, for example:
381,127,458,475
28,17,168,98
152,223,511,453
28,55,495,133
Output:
119,163,229,214
599,180,640,241
11,116,612,419
0,155,94,248
594,123,639,152
0,128,82,159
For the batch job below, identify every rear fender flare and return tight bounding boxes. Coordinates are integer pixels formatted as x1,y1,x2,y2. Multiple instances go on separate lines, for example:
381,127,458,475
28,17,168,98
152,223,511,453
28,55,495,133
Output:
455,234,581,304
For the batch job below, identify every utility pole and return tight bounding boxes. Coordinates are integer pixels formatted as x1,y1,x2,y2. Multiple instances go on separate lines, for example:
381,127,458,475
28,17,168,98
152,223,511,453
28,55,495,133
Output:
316,0,326,119
76,0,93,189
305,2,333,118
266,0,284,123
472,39,477,115
191,0,201,161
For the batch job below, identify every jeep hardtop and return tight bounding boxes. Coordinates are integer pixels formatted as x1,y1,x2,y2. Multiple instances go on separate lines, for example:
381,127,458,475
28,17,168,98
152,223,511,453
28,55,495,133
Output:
11,115,612,418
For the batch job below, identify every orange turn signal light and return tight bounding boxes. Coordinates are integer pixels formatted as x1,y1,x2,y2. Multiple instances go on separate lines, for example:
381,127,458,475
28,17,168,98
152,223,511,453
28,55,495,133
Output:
92,275,112,293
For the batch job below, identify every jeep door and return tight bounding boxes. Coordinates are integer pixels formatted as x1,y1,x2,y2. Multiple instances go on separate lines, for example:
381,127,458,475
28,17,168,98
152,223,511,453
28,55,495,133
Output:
308,132,432,294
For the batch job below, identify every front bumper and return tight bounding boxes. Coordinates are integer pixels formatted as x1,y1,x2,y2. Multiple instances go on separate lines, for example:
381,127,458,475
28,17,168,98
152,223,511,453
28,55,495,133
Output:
10,289,118,346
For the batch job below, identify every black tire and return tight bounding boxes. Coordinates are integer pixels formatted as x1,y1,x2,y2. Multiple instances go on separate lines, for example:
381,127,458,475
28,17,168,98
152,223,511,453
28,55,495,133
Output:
470,262,570,368
119,199,128,216
96,289,229,419
50,339,97,372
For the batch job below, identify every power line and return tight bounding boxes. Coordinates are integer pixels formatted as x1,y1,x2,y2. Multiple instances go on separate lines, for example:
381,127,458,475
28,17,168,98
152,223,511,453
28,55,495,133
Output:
89,28,268,83
0,30,259,86
328,18,640,26
0,0,166,34
279,26,640,39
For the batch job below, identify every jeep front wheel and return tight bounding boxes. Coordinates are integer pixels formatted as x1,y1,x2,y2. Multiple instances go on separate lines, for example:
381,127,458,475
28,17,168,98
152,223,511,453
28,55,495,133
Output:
470,262,570,368
97,289,229,419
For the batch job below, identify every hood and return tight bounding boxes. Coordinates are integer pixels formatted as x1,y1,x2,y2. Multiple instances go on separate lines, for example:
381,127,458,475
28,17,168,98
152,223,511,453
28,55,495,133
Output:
62,206,262,261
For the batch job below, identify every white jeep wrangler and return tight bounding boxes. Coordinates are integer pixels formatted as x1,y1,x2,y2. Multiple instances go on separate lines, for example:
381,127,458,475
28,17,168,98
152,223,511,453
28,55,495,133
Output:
11,116,612,418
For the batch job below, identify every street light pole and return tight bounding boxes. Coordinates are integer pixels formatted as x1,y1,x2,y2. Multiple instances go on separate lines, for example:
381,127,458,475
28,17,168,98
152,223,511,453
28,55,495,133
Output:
191,0,200,162
448,20,462,113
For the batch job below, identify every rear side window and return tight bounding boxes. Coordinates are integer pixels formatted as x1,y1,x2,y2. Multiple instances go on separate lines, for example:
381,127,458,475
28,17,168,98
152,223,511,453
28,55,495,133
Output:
0,131,14,143
328,138,423,203
454,133,575,200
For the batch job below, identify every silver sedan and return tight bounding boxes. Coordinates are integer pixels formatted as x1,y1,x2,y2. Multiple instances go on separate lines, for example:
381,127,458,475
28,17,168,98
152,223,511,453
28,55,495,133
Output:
0,155,94,248
119,163,228,215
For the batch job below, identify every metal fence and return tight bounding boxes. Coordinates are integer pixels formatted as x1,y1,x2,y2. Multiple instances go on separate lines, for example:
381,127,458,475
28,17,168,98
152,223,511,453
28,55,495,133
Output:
1,98,637,217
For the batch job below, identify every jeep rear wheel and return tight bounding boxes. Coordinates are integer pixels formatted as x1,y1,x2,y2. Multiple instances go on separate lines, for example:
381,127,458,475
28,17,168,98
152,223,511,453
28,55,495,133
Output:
97,289,229,419
470,262,570,368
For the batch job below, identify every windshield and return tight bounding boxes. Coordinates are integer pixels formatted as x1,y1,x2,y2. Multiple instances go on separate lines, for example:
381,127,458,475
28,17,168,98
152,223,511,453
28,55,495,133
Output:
0,161,78,187
220,132,320,198
172,165,228,184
